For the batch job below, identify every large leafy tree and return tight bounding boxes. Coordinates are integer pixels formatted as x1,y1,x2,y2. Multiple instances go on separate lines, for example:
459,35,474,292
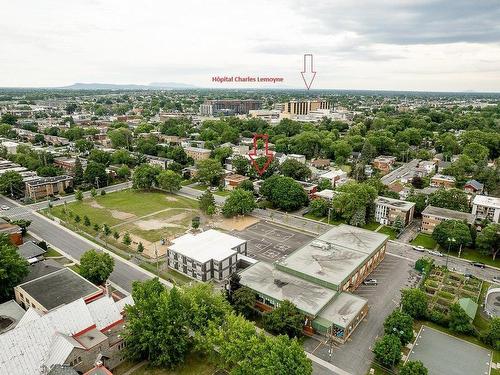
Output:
232,287,256,319
124,279,190,368
432,220,472,251
401,288,428,319
232,155,249,175
476,223,500,260
0,235,29,302
481,317,500,350
222,189,256,217
330,139,353,164
309,198,330,218
428,188,469,212
132,164,161,190
332,181,377,226
108,128,133,149
157,170,182,193
407,192,427,216
260,175,308,211
448,303,474,334
383,310,414,345
79,249,115,285
399,360,428,375
84,161,108,187
262,300,304,338
198,189,216,215
196,158,224,186
373,334,402,368
0,171,24,198
88,149,112,166
279,159,312,181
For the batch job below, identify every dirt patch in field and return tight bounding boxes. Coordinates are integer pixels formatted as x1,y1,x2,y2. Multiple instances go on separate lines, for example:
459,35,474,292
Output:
89,201,104,209
134,219,186,231
165,196,178,202
110,209,135,220
215,215,260,231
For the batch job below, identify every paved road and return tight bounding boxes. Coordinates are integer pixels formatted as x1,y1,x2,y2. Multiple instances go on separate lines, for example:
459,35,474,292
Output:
0,193,154,293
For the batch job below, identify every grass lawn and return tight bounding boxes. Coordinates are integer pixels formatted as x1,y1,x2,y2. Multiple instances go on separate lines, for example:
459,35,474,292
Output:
410,233,437,249
190,183,230,197
377,225,397,239
473,281,492,331
44,247,61,257
362,221,380,231
303,212,345,225
139,261,193,285
114,353,216,375
447,247,500,268
367,363,391,375
69,264,81,274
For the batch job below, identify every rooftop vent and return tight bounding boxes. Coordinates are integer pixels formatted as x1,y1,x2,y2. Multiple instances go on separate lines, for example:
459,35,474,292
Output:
274,279,288,288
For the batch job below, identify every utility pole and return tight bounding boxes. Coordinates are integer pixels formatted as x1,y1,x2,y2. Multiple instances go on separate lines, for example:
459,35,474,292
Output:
95,176,100,189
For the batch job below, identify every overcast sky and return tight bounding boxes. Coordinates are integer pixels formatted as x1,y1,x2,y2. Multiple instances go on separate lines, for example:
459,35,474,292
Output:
1,0,500,92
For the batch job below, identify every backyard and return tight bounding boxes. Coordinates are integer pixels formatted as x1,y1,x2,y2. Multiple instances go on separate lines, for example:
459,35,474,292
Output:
410,233,437,249
47,189,201,258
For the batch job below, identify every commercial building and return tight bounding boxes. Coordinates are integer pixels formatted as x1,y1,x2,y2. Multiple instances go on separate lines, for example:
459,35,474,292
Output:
183,146,211,161
15,268,103,313
199,99,261,116
167,229,247,281
239,225,388,343
374,196,415,226
281,100,330,116
430,174,456,189
25,175,73,200
472,195,500,223
421,205,475,234
0,295,134,374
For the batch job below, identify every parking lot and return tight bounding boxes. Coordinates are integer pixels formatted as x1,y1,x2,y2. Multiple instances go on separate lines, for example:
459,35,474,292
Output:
304,253,418,375
233,221,313,262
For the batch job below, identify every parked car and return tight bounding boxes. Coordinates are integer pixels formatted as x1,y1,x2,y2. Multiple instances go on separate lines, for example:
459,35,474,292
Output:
464,272,474,278
471,262,485,269
363,278,378,285
49,196,60,201
412,245,425,252
492,276,500,284
1,205,9,210
427,250,444,257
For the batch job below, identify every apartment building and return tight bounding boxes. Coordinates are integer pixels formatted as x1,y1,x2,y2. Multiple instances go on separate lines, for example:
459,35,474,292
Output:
183,146,211,161
421,205,475,234
372,155,397,174
145,155,173,170
199,99,261,116
25,175,73,200
374,196,415,226
430,174,456,189
53,157,86,175
167,229,247,281
472,195,500,223
281,100,330,115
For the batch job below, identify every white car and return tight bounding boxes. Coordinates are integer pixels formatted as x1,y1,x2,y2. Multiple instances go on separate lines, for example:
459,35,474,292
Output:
363,278,378,285
412,245,425,252
492,276,500,284
427,250,444,257
1,205,9,210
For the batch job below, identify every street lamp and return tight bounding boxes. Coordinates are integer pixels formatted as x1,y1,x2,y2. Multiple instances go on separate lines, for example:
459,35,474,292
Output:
446,237,456,269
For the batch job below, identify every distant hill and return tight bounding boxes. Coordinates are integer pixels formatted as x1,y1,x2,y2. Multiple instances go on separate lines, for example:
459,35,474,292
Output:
60,82,197,90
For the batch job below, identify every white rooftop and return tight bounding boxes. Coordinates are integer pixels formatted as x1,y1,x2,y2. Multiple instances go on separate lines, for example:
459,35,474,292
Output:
375,196,416,211
317,292,368,328
320,169,346,179
473,195,500,209
169,229,246,263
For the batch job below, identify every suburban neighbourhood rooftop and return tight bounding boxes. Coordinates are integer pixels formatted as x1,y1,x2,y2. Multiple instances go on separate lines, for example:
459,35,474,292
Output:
375,196,415,211
317,292,368,329
422,205,475,223
168,229,246,263
473,195,500,208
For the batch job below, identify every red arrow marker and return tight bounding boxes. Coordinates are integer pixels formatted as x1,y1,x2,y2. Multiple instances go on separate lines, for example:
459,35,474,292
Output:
301,54,316,90
248,134,273,176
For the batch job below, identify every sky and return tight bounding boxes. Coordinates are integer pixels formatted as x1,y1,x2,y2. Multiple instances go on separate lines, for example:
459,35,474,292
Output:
1,0,500,92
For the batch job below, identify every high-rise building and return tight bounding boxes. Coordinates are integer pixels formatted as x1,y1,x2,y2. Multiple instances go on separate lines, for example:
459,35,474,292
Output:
282,99,331,115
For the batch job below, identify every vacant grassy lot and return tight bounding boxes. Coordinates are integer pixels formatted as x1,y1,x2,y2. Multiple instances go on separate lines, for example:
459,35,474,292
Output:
411,233,437,249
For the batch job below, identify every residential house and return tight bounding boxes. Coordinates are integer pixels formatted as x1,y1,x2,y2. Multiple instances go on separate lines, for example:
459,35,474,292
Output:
17,241,46,264
430,174,456,189
296,180,318,198
145,155,173,170
54,157,87,176
25,175,73,200
312,189,337,202
44,135,69,146
319,169,348,188
421,205,475,234
472,195,500,223
286,154,306,164
0,218,23,245
224,174,250,190
374,196,415,226
372,155,397,173
464,180,484,195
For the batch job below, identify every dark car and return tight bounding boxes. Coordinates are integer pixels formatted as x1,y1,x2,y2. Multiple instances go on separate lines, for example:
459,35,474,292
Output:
471,262,485,269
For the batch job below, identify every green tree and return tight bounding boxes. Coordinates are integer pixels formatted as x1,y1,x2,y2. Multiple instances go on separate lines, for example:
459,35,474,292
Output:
124,280,190,368
157,170,182,193
260,175,308,211
196,158,224,186
432,220,472,251
75,190,83,201
83,215,91,227
481,317,500,350
392,216,405,234
373,334,402,368
222,189,256,217
309,198,329,218
113,231,120,240
330,139,353,165
93,223,100,233
232,155,249,175
137,242,144,253
232,286,256,318
132,164,161,190
108,128,133,149
74,157,84,185
191,216,200,229
116,165,131,179
0,236,29,302
428,188,469,212
332,181,377,226
198,190,216,215
317,178,333,191
102,224,111,247
90,187,97,198
401,288,428,319
0,113,18,125
10,219,31,236
75,139,94,153
399,360,428,375
123,232,131,245
476,223,500,260
239,179,254,192
79,249,115,285
407,192,427,216
279,159,312,181
213,146,232,164
74,214,81,224
383,310,414,345
462,142,489,164
449,303,473,334
88,149,112,166
84,161,108,187
0,171,24,198
262,300,304,338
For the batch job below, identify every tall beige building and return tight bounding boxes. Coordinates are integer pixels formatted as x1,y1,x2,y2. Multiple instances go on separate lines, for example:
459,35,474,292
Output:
282,100,330,115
